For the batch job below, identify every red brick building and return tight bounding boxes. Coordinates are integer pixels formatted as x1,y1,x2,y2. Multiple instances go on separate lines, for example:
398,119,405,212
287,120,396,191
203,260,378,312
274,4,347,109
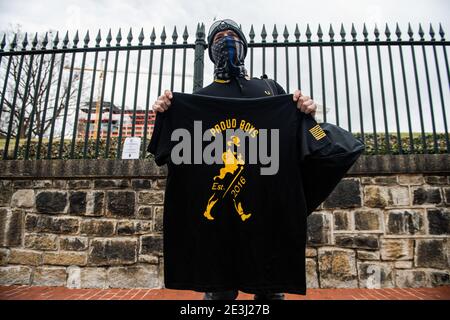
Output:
77,101,156,139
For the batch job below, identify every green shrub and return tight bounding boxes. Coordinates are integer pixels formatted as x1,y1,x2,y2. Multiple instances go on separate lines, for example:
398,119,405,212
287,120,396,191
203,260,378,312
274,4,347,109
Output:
0,132,448,159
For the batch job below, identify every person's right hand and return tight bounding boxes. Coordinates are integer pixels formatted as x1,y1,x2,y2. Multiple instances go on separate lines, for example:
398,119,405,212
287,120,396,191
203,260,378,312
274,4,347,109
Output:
152,89,172,112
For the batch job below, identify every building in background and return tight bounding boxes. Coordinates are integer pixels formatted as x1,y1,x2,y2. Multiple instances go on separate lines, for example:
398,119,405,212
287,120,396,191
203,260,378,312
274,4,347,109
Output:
77,101,156,139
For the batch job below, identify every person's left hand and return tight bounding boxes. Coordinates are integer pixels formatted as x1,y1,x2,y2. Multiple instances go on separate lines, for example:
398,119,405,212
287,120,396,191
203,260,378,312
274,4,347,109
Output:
293,90,317,118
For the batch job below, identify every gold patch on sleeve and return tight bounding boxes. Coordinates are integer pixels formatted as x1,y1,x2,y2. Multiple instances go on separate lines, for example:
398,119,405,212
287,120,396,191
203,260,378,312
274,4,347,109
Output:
309,124,326,140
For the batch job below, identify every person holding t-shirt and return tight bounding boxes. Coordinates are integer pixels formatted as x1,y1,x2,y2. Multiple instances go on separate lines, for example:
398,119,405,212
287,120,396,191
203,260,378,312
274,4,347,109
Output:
151,19,318,300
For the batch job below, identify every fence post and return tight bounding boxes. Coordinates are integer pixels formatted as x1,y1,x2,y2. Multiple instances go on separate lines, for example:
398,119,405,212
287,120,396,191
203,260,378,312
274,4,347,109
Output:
193,23,206,92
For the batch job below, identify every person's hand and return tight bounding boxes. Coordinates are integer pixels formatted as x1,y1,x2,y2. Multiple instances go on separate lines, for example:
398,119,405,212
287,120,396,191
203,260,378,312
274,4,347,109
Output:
293,89,317,118
152,89,172,113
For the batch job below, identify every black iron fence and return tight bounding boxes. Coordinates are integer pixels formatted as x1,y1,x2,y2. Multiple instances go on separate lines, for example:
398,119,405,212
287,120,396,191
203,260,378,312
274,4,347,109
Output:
0,22,448,160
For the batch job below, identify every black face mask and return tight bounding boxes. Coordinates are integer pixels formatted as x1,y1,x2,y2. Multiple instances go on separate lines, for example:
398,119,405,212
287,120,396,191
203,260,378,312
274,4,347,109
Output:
211,35,248,80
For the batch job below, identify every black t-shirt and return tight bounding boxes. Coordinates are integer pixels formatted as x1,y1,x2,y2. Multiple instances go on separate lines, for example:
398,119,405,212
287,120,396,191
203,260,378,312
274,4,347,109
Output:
148,91,365,294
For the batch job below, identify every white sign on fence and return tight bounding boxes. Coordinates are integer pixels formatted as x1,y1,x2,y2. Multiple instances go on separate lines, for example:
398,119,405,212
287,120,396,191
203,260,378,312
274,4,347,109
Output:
121,137,141,159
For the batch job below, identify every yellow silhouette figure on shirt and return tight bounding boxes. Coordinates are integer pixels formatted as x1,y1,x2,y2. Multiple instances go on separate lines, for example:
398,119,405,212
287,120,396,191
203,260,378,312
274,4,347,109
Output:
203,135,252,222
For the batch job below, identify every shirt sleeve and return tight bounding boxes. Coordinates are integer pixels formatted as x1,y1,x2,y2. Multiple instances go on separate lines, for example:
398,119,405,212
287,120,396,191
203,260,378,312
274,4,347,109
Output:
273,80,287,95
147,110,172,166
297,113,365,216
297,112,333,162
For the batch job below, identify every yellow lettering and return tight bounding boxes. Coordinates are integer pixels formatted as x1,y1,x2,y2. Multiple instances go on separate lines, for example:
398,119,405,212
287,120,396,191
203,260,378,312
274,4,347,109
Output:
212,183,224,190
240,120,246,130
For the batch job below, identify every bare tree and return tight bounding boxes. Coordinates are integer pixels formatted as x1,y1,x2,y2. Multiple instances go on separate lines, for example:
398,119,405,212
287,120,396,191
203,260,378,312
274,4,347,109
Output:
0,25,82,140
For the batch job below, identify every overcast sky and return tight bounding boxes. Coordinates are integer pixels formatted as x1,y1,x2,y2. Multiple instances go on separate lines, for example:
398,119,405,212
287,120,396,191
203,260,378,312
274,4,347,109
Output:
1,0,449,134
1,0,449,41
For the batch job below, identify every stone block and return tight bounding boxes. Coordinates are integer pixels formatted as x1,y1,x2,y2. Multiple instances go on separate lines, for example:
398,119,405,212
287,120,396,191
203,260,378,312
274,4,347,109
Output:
306,258,319,288
24,233,58,251
140,235,163,256
307,212,332,246
25,214,79,235
36,191,68,214
415,239,449,269
32,267,67,286
385,209,425,235
138,191,164,205
88,238,137,266
106,191,136,217
412,187,442,205
318,247,358,288
107,264,161,288
323,179,362,209
0,266,32,285
380,239,414,261
0,208,24,246
333,210,351,231
9,249,42,266
11,190,35,208
59,236,88,251
427,208,450,235
354,209,381,231
335,234,379,250
43,251,87,266
357,262,395,288
80,219,115,237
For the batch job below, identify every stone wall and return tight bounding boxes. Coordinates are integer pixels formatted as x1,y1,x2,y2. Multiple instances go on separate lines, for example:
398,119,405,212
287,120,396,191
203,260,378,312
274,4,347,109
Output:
0,155,449,289
306,174,449,289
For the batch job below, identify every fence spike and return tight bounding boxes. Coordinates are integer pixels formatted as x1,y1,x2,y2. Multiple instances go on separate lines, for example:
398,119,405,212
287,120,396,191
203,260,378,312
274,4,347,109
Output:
374,24,380,41
172,26,178,44
362,23,368,41
127,27,133,46
21,32,28,50
317,24,323,41
261,24,267,42
95,29,102,47
418,23,424,40
351,23,357,41
200,23,206,38
106,29,112,46
0,33,5,51
385,23,391,41
116,28,122,46
329,24,335,41
10,33,17,51
249,24,255,43
63,31,69,48
160,26,166,44
283,25,289,42
73,30,79,48
42,32,48,49
340,23,346,41
138,27,145,45
31,32,38,50
150,27,156,45
272,24,278,42
182,25,189,43
429,23,435,41
195,22,199,36
53,31,59,49
306,23,312,41
83,30,90,48
395,23,402,41
294,23,300,42
439,23,445,41
408,23,414,41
